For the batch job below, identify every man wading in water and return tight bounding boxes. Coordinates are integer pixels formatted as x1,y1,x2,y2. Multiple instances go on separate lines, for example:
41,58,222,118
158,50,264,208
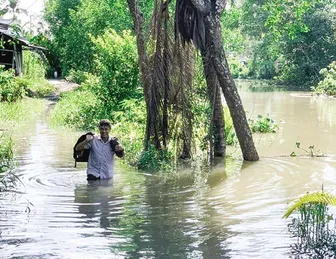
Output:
75,119,125,181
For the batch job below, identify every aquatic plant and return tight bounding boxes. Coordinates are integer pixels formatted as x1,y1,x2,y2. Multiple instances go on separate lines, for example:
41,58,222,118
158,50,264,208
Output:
290,142,324,157
248,114,278,133
285,191,336,258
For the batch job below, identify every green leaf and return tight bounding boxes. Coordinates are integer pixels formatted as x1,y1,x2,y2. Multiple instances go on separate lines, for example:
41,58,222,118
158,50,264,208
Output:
283,192,336,218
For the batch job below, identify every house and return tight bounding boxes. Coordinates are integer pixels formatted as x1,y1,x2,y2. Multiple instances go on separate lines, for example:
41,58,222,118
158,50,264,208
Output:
0,18,45,75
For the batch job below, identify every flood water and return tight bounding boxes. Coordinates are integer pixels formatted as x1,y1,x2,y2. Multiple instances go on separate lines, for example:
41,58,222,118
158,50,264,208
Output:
1,81,336,258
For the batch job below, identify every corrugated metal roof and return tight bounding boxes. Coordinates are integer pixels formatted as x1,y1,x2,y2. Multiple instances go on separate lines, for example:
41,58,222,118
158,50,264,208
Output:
0,27,46,51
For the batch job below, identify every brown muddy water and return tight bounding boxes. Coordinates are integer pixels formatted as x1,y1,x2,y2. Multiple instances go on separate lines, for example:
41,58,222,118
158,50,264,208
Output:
1,81,336,258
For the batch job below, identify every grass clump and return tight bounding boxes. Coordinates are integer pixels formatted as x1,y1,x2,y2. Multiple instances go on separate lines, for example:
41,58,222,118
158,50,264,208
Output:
0,98,46,123
0,134,14,174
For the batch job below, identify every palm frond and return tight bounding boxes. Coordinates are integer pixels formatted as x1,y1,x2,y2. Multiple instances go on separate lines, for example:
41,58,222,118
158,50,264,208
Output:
174,0,205,50
284,191,336,218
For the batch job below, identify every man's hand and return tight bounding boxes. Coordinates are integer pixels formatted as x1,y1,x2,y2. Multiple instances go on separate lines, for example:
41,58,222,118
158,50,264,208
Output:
114,144,124,152
86,134,93,143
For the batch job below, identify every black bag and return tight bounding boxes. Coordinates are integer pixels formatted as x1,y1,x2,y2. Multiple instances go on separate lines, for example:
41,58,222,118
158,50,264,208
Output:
73,132,94,167
110,137,125,158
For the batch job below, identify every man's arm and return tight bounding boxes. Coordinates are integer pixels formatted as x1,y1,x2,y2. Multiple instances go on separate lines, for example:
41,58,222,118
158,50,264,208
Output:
75,135,93,151
114,144,125,159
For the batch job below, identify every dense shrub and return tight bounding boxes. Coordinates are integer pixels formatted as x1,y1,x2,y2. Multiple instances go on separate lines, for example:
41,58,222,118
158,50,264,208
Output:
49,87,102,130
0,67,25,102
312,61,336,96
91,29,141,109
65,69,92,84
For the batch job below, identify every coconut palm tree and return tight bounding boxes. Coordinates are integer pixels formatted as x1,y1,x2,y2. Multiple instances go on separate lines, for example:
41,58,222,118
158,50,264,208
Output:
175,0,259,161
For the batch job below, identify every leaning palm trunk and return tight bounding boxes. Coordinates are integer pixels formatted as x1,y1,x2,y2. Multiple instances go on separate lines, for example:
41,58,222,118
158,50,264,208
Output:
176,0,259,161
203,13,258,161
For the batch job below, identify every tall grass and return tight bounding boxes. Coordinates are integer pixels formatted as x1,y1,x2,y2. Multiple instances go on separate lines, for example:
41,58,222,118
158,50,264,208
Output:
0,134,14,174
0,98,46,124
0,98,47,182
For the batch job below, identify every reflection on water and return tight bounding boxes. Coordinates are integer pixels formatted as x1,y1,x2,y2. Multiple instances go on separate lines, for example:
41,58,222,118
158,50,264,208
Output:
1,83,336,258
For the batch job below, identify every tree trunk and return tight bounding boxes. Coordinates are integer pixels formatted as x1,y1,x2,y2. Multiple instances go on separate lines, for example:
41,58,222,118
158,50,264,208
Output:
202,53,226,157
203,13,259,161
178,44,193,159
126,0,151,104
127,0,160,150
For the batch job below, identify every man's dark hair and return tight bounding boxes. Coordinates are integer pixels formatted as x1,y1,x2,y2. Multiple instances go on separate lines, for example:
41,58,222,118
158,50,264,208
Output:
99,119,111,128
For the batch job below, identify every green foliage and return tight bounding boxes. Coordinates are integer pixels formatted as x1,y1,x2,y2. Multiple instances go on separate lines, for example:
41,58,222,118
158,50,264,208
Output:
227,56,250,79
224,107,237,146
276,12,336,87
286,191,336,257
110,98,146,167
239,0,336,87
44,0,134,76
65,69,91,84
49,30,141,129
16,77,54,98
0,98,46,123
91,29,141,108
263,0,333,40
49,87,102,130
0,133,14,174
136,145,174,172
284,191,336,218
248,114,278,133
0,67,25,102
22,51,47,79
0,50,53,102
312,61,336,96
221,7,248,53
249,43,278,80
29,33,59,77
